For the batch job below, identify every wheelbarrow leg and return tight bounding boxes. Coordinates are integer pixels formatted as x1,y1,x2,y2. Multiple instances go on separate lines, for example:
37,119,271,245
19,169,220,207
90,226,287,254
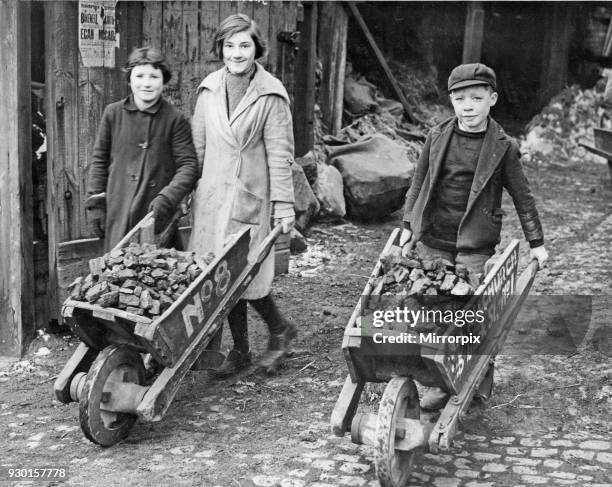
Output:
54,342,98,404
190,327,225,371
331,375,365,436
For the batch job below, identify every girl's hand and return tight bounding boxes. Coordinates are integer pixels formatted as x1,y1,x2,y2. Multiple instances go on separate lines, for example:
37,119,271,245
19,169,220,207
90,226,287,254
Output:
274,215,295,234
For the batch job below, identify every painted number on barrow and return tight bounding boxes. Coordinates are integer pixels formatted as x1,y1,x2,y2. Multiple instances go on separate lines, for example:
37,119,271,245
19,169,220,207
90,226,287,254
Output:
181,260,231,336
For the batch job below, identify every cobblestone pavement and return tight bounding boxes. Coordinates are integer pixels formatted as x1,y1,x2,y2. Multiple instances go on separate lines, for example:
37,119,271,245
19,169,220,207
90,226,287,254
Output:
246,428,612,487
1,160,610,487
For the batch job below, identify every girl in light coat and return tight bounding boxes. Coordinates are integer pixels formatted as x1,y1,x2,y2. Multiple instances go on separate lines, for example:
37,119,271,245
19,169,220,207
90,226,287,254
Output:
189,14,296,375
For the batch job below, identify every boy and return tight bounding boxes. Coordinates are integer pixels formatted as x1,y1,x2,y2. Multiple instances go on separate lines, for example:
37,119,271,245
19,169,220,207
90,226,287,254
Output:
399,63,548,409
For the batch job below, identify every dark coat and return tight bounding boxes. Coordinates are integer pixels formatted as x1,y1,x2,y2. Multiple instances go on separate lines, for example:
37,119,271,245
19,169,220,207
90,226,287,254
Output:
403,117,543,252
88,95,199,251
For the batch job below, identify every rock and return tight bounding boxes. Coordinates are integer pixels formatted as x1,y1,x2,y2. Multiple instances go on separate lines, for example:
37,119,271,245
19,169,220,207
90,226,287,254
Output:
292,162,320,231
119,292,140,308
328,134,415,220
150,300,161,315
313,163,346,218
117,268,137,280
97,290,119,308
69,277,84,299
139,290,152,310
85,281,109,303
295,150,318,187
393,267,410,283
451,280,473,296
439,273,458,292
344,75,379,116
410,277,432,295
409,268,426,282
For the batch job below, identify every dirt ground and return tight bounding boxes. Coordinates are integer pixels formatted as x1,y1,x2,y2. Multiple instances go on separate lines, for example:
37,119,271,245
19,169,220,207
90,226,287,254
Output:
1,153,611,487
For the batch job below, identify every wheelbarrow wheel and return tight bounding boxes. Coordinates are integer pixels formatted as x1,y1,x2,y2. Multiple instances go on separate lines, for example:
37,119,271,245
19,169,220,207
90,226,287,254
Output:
375,377,420,487
79,345,145,446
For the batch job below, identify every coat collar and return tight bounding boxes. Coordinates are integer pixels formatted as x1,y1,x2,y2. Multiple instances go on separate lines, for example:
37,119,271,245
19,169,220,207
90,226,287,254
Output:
427,116,510,216
466,117,511,213
122,94,163,114
198,62,290,105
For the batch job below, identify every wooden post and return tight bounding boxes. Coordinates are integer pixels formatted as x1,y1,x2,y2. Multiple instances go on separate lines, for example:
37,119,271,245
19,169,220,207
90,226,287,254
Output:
462,1,485,63
344,2,419,125
293,1,317,157
539,4,575,105
45,1,79,323
318,2,348,135
0,0,34,356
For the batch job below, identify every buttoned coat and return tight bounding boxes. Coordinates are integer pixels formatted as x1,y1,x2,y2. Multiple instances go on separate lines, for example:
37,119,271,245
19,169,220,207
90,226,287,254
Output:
403,117,543,252
188,63,294,299
88,95,199,251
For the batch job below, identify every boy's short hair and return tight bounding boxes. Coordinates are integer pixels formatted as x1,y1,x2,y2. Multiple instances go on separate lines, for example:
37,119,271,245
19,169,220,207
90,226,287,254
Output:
448,63,496,92
125,47,172,84
212,14,267,60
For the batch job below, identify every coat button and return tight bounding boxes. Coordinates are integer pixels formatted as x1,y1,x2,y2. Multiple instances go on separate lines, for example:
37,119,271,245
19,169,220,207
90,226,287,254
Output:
149,181,156,188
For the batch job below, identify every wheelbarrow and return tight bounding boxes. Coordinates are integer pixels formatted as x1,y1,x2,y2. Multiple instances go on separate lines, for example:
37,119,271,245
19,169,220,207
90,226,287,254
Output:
330,228,539,487
54,211,282,446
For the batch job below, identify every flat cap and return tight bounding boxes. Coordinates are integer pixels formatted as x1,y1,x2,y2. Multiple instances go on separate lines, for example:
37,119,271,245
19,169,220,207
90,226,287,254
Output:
448,63,497,92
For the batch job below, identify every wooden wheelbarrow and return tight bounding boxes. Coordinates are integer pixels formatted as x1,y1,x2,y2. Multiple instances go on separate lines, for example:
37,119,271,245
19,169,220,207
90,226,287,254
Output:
330,228,538,487
54,212,282,446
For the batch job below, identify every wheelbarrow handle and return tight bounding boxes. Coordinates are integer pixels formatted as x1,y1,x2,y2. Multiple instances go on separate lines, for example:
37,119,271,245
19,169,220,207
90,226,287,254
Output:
252,224,284,265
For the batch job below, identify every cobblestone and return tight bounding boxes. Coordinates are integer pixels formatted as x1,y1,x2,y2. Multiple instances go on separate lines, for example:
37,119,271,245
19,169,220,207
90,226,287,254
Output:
596,451,612,464
455,469,479,478
549,471,578,479
473,452,501,461
549,439,574,447
481,463,507,473
521,475,549,484
579,440,611,450
531,447,558,457
512,465,539,475
506,456,541,466
562,449,595,461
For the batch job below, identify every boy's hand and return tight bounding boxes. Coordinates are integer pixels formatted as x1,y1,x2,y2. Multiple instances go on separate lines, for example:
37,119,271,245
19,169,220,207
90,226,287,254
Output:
602,68,612,78
530,245,549,269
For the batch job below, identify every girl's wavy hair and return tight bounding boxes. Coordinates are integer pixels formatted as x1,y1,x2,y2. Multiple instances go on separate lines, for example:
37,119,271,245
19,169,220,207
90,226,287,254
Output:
124,47,172,84
212,14,267,60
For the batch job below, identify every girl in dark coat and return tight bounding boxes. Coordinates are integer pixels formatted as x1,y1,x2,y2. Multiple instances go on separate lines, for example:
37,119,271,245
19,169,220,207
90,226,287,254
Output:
86,47,199,251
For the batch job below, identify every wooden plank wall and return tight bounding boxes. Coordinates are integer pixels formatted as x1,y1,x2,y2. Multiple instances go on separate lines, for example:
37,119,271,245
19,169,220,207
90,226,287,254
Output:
318,2,348,135
141,1,298,115
0,0,34,356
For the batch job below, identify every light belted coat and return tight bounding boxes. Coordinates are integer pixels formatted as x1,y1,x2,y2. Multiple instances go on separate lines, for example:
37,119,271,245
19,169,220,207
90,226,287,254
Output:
188,63,295,299
403,116,543,252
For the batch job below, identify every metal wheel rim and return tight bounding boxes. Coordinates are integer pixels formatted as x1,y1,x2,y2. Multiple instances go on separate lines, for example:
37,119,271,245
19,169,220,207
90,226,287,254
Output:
79,345,144,446
375,377,420,487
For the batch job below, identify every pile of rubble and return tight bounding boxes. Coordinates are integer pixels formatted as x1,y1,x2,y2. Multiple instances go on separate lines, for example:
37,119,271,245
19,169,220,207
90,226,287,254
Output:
375,246,482,298
69,242,214,318
294,62,452,230
521,80,609,163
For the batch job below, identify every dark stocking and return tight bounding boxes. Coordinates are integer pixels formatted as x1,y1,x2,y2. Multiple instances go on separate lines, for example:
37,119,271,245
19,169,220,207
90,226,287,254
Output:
228,299,249,354
249,294,286,335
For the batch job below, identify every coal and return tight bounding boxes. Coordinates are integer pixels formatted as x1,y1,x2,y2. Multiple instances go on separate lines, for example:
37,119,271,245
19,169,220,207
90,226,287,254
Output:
70,243,215,320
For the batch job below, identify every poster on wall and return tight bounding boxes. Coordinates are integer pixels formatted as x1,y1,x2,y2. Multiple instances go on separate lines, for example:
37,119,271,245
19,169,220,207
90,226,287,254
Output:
78,1,118,67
